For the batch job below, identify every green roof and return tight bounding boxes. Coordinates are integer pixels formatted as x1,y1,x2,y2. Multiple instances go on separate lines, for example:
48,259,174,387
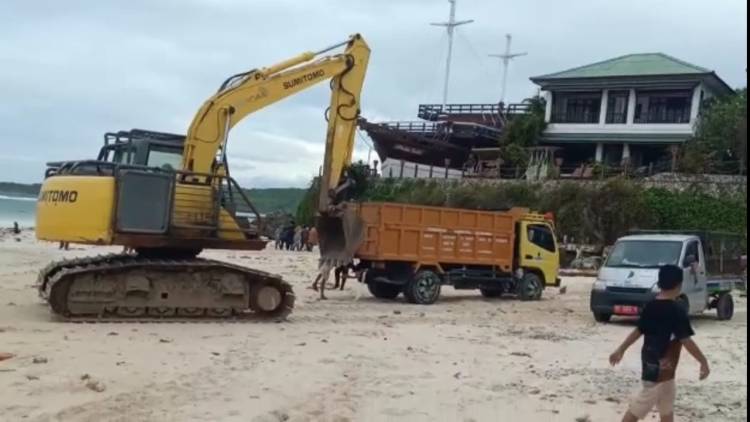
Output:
532,53,711,80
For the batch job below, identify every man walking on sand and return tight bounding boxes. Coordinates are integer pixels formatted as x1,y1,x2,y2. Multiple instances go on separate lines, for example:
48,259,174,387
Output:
609,265,710,422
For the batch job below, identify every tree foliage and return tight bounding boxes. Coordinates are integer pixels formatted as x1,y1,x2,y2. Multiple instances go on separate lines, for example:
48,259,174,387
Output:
357,179,746,246
295,177,320,227
294,161,373,226
680,88,747,174
498,96,547,167
643,188,747,234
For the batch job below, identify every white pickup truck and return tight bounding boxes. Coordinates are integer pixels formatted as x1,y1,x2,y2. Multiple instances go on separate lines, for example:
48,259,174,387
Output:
590,231,745,322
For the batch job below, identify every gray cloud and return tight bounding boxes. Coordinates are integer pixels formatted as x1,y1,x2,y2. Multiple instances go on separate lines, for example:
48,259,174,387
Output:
0,0,746,188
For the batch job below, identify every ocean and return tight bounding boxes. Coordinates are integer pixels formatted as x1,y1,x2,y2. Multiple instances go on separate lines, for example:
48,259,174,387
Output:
0,194,37,229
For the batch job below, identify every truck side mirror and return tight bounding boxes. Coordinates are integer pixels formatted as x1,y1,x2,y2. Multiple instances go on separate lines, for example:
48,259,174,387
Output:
683,254,697,269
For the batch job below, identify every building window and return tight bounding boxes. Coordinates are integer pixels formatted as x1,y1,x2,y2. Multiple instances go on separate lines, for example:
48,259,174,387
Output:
634,90,692,124
605,91,629,124
551,92,602,124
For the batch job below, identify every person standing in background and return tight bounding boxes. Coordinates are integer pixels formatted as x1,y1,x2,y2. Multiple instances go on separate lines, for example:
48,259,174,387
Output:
307,226,318,252
301,227,310,252
293,226,303,251
283,222,295,251
274,226,283,250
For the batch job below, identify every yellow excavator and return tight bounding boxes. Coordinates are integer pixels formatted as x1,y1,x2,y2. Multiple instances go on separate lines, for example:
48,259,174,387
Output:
35,34,370,320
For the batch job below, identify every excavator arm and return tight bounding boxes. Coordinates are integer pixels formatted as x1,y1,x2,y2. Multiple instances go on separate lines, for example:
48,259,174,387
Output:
183,34,369,210
182,34,370,264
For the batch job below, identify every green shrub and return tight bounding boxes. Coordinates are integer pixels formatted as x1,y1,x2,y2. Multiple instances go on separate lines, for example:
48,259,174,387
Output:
296,173,746,246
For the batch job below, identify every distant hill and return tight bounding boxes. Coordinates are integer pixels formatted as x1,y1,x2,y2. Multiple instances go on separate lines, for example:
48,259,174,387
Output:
244,188,306,214
0,182,305,214
0,182,42,197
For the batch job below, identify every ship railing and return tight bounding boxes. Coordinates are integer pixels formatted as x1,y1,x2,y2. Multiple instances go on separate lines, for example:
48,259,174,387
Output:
377,121,440,134
418,102,531,120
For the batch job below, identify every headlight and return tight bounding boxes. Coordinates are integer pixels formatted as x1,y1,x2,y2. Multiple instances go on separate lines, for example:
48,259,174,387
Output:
592,280,607,291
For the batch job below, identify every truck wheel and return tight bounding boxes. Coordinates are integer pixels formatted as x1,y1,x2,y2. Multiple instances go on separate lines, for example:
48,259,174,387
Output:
404,270,441,305
517,273,543,301
367,282,401,300
716,293,734,321
593,312,612,323
480,289,503,298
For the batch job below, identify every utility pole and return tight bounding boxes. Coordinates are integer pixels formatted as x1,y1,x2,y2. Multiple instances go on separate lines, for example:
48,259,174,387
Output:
431,0,473,109
489,34,528,104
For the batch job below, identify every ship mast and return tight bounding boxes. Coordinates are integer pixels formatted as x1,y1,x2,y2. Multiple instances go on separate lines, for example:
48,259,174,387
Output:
431,0,474,109
489,34,528,104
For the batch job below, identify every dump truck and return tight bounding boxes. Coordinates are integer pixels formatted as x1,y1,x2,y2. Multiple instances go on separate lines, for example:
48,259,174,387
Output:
353,203,560,304
590,231,746,322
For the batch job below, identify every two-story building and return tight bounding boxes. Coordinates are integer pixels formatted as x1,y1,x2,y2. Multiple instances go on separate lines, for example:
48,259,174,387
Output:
531,53,734,173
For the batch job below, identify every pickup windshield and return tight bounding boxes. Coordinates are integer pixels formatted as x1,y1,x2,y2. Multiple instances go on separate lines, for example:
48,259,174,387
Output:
606,240,683,268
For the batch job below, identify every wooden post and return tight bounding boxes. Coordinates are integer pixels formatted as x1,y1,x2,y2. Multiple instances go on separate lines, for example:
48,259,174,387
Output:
444,159,451,179
414,163,419,178
429,166,434,179
400,160,405,179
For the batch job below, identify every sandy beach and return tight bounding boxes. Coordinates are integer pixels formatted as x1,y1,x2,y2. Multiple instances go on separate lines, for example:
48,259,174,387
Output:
0,231,746,422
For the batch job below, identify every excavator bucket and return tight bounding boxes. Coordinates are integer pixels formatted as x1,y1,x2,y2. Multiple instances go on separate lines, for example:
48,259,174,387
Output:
317,209,366,267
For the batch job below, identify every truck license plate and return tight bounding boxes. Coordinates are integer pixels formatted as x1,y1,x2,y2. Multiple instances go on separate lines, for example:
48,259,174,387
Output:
614,305,639,315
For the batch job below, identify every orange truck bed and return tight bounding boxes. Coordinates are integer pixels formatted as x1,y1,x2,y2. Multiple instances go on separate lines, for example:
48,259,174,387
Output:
355,202,526,272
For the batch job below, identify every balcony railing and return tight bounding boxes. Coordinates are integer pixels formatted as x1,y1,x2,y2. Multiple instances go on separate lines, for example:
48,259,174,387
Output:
550,111,600,124
605,112,628,124
634,109,691,124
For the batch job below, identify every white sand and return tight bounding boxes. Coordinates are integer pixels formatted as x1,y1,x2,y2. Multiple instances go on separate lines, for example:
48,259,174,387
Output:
0,231,746,421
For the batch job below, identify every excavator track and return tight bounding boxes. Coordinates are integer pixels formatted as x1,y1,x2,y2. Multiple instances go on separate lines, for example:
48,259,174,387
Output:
37,254,294,322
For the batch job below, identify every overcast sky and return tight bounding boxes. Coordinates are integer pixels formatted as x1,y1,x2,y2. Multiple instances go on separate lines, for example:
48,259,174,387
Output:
0,0,746,188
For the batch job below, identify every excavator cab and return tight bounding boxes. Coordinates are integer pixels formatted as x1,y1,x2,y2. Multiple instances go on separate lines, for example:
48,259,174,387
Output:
97,129,184,169
45,129,185,177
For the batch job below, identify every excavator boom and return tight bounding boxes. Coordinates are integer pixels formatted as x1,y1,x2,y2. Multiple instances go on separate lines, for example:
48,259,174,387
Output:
181,34,370,264
182,34,370,203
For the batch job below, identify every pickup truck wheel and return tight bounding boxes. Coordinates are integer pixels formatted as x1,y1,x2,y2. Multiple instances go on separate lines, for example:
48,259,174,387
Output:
367,281,401,300
716,293,734,321
517,273,543,301
593,312,612,323
404,270,441,305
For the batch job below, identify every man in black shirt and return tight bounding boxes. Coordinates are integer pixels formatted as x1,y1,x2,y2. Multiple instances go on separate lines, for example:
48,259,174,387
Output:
609,265,710,422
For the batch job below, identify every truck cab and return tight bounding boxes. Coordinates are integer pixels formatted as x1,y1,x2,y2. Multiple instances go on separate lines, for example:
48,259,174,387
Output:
590,233,739,322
